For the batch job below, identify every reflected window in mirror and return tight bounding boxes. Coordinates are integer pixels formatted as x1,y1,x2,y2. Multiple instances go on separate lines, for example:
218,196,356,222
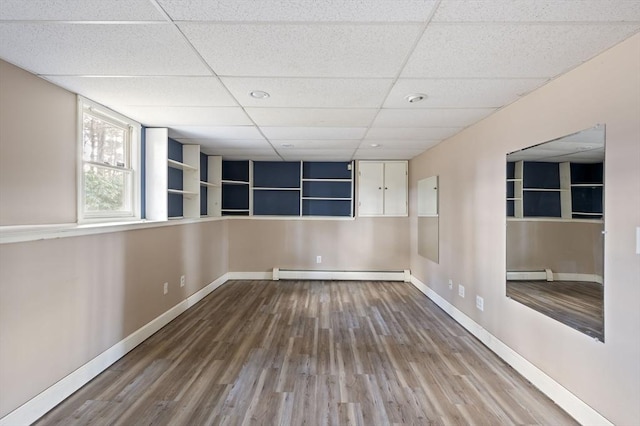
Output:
506,125,605,342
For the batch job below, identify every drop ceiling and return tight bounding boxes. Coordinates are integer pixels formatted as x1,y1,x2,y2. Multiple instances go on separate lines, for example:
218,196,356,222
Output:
1,0,639,161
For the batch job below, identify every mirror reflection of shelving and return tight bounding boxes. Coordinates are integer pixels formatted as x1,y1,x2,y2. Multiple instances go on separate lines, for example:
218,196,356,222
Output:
506,160,602,220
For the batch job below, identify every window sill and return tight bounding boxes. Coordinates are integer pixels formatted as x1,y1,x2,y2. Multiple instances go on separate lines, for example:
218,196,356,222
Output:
0,215,357,244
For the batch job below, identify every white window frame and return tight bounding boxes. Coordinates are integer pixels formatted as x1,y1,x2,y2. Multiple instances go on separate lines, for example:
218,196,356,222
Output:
77,96,141,223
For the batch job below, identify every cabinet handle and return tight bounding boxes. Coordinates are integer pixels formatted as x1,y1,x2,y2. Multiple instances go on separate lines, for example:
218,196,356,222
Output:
378,187,382,189
384,187,388,190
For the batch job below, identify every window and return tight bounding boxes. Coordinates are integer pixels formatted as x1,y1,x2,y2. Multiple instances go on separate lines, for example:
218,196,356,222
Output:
78,97,140,222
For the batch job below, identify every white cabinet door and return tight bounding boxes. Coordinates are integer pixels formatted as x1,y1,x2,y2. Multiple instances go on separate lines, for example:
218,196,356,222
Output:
358,162,384,216
383,161,407,216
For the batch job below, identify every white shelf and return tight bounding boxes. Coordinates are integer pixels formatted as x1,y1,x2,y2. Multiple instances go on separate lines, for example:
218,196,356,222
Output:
200,181,220,188
168,159,197,172
506,178,522,182
168,189,198,198
303,197,351,201
254,187,300,191
571,183,603,187
523,188,567,192
222,209,250,212
222,180,250,185
506,197,522,201
302,178,352,182
572,211,603,215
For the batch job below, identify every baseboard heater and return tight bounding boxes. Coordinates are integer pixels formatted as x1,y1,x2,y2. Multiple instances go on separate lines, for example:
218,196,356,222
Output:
507,269,603,284
273,268,411,282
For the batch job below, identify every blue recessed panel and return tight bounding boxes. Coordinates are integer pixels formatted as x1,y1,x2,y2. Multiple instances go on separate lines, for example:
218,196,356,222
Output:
303,162,351,179
254,190,300,216
254,162,300,188
523,162,560,189
303,199,351,216
303,181,351,198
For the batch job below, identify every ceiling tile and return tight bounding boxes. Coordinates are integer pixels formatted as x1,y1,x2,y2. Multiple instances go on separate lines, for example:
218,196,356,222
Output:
212,150,281,160
359,140,440,150
261,127,367,140
271,140,361,150
402,23,640,78
179,23,422,77
159,0,437,22
433,0,640,22
116,106,251,126
0,0,165,21
353,148,425,160
246,108,377,127
0,23,210,76
278,149,356,161
373,108,495,128
220,77,393,108
44,76,237,107
365,127,462,140
384,78,547,108
168,126,264,140
173,139,270,149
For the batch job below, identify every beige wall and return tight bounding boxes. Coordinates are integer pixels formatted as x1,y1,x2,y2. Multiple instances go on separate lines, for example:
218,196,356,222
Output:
228,217,410,272
506,220,604,275
0,60,77,225
409,34,640,425
0,221,229,417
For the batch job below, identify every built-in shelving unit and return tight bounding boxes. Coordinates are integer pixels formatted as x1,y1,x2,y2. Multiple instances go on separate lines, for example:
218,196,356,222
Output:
302,161,353,217
200,154,221,217
145,128,222,221
253,161,301,216
507,160,603,220
222,160,251,216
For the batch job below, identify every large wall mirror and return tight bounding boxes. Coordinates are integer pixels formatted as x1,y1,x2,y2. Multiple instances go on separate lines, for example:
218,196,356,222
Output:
418,175,439,263
506,125,604,342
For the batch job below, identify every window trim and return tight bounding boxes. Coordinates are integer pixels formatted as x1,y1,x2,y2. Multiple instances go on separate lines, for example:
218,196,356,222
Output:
77,96,141,223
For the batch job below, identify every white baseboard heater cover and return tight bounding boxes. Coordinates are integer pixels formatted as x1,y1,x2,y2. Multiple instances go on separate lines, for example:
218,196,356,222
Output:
273,268,411,282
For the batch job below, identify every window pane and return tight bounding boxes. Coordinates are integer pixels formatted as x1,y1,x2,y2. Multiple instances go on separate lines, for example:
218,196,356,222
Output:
83,112,127,167
84,164,131,213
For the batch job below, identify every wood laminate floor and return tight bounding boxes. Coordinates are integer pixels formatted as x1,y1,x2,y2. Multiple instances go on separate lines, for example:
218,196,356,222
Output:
36,280,576,425
506,280,604,342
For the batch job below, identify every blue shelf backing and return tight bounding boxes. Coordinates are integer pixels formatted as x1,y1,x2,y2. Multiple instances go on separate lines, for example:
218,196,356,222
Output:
254,161,300,188
303,199,351,216
571,162,603,184
303,181,351,198
523,162,560,189
222,160,250,182
222,184,249,210
303,161,351,179
523,191,561,217
168,192,183,217
254,190,300,215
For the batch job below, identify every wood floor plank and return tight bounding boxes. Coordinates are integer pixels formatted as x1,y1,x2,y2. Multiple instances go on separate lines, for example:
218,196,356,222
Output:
35,280,577,426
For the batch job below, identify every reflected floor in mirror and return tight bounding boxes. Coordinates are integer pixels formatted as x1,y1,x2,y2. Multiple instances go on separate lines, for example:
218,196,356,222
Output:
507,280,604,341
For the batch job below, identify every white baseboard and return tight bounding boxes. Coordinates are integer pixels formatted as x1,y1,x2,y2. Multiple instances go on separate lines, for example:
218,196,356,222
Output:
272,268,410,282
507,271,603,284
409,275,612,426
0,273,230,426
227,271,273,280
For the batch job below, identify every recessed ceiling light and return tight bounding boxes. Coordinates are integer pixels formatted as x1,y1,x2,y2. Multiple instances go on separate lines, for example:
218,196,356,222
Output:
370,143,381,148
404,93,427,103
281,143,294,148
249,90,270,99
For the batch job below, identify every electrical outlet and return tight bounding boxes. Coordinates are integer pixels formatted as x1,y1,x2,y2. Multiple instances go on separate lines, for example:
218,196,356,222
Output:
180,275,185,287
458,284,465,298
448,279,453,290
316,255,322,264
163,282,168,295
476,295,484,311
